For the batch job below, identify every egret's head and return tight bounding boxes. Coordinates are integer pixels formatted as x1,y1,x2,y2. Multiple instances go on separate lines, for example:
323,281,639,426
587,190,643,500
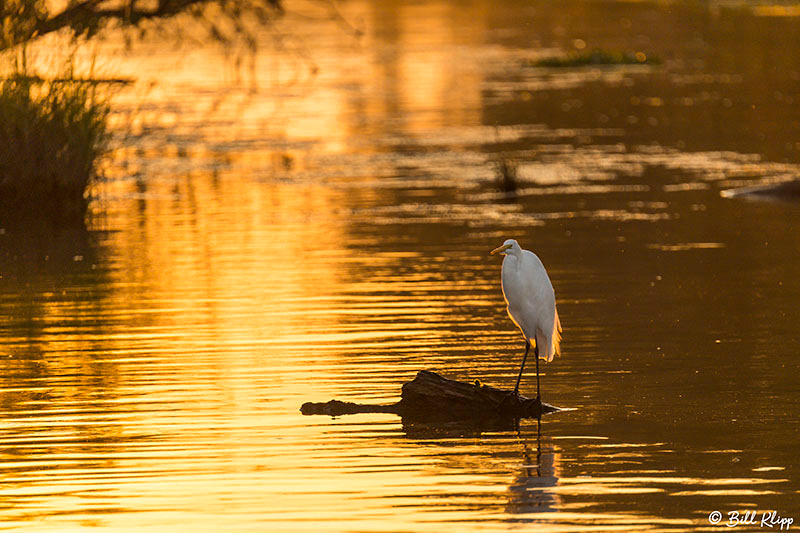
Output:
490,238,520,256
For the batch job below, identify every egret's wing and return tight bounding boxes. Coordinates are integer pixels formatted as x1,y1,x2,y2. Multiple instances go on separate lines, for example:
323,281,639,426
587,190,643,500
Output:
518,251,559,361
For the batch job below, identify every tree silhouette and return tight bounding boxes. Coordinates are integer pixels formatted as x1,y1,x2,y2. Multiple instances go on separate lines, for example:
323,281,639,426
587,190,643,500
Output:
1,0,283,51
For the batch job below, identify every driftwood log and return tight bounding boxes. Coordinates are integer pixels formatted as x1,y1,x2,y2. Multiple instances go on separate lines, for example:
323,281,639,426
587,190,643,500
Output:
300,370,560,421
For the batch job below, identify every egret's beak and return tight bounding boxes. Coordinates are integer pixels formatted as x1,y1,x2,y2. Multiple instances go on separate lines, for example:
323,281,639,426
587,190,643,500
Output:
490,243,512,255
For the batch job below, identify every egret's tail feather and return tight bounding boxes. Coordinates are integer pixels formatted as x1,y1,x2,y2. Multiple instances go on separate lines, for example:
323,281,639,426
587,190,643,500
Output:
544,307,562,363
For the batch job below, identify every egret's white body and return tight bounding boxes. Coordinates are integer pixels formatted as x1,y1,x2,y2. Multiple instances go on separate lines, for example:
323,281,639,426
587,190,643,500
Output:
491,238,562,396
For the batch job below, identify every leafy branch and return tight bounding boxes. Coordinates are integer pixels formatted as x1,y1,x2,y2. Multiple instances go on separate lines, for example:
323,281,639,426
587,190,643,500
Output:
1,0,283,51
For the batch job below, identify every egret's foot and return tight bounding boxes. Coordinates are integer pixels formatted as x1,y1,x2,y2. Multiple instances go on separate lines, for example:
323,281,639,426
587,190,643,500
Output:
525,395,543,418
495,390,522,414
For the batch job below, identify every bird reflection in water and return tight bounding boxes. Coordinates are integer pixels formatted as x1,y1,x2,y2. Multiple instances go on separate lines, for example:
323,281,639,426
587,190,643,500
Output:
399,415,561,517
505,419,561,516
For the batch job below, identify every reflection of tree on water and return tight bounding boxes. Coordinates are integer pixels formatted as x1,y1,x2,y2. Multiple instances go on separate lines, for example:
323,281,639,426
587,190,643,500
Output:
505,419,561,517
0,225,133,521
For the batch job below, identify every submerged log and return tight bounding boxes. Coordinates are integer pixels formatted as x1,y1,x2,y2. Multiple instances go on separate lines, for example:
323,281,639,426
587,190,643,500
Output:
300,370,560,420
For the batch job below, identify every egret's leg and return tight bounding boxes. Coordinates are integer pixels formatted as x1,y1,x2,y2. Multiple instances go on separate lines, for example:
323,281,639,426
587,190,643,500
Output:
534,344,541,401
513,339,530,394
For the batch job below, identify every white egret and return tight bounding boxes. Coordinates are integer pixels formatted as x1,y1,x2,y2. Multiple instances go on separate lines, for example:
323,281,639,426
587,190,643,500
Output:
491,239,562,401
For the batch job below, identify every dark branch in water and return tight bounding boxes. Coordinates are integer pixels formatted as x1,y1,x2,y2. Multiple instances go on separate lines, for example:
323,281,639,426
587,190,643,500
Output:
301,370,561,421
1,75,134,85
301,400,401,416
496,159,518,193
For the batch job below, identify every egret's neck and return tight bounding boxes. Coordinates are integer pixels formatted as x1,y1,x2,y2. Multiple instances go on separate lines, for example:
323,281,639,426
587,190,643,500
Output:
503,253,520,268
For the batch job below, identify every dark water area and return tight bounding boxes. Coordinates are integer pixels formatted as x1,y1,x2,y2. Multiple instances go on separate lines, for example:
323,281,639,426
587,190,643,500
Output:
1,0,799,530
